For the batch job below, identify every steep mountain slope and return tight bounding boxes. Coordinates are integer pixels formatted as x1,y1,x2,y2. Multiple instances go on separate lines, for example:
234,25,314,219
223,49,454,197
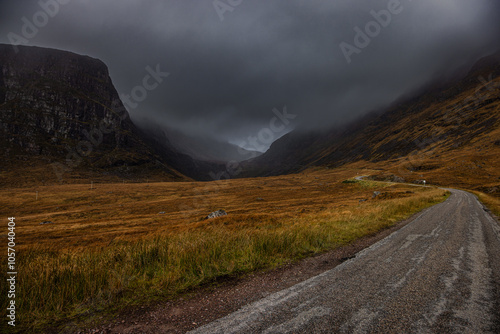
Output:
0,44,219,186
134,120,262,162
242,52,500,192
138,126,228,181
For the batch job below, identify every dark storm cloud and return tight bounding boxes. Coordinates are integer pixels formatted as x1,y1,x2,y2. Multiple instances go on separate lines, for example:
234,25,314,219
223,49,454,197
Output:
1,0,499,148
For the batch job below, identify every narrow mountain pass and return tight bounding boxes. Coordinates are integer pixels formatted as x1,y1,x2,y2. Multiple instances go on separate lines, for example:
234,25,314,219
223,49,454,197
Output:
189,189,500,333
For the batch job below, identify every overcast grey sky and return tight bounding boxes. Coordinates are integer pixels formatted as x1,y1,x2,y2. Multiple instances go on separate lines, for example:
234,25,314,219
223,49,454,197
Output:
1,0,499,148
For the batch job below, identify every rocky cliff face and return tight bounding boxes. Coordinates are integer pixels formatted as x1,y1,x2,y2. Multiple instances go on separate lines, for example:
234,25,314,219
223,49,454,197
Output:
1,45,120,153
0,44,188,185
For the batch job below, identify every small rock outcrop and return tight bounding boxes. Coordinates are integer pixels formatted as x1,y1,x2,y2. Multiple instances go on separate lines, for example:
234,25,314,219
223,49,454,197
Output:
206,210,227,219
390,175,405,183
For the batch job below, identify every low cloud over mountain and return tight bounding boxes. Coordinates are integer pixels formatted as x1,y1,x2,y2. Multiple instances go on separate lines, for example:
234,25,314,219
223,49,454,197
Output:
1,0,499,150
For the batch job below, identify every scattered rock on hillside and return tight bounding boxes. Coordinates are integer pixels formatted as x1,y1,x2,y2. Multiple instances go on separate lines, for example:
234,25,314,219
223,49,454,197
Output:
40,221,54,225
487,187,498,194
391,175,405,183
372,191,381,199
477,186,499,195
371,174,405,183
359,199,367,203
206,210,227,219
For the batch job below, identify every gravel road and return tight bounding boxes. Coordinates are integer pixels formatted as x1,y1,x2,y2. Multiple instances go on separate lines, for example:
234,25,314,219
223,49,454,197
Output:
189,189,500,333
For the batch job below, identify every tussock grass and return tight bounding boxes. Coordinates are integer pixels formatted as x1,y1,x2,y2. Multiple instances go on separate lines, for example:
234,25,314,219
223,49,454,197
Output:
0,176,447,332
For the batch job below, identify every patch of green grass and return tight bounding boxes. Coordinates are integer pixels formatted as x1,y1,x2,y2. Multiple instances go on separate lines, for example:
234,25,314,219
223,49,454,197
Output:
341,179,359,184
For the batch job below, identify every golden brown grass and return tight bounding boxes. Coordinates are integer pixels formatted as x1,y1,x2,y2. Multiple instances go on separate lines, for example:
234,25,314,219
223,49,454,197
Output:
0,168,448,332
0,168,419,250
473,191,500,217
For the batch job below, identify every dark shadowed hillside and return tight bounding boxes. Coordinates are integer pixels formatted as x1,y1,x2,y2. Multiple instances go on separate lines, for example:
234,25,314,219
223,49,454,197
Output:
134,120,262,163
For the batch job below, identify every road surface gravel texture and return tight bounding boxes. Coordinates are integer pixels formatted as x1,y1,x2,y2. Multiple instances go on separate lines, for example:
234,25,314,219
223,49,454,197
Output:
189,189,500,333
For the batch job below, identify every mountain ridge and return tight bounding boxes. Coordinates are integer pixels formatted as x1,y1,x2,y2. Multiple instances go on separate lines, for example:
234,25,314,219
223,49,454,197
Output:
1,44,499,191
240,51,500,192
0,44,222,186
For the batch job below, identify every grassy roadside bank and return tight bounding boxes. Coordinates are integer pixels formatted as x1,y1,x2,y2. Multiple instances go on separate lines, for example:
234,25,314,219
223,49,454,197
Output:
0,180,448,333
473,191,500,218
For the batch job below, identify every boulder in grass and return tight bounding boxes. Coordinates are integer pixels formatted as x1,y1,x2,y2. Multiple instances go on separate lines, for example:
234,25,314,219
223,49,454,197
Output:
372,191,381,199
206,209,227,219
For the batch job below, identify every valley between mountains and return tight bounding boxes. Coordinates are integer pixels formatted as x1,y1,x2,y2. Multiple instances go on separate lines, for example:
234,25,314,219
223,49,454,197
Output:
0,45,499,333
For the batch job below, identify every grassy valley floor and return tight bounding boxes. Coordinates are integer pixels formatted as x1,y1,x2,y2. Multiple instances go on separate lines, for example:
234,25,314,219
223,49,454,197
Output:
0,167,450,332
